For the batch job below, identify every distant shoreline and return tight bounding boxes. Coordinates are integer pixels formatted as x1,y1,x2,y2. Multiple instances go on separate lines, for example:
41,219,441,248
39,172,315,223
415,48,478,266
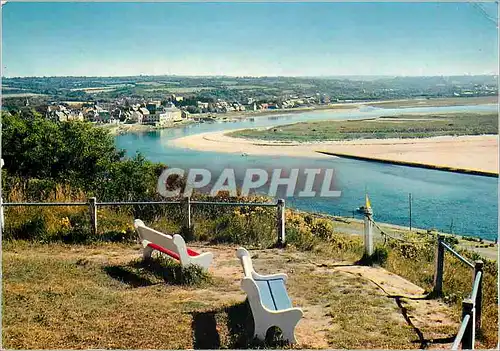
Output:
317,151,499,177
193,96,498,120
109,96,498,136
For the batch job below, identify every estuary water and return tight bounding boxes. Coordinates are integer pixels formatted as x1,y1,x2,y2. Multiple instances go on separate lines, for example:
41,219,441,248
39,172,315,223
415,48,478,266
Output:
115,104,498,240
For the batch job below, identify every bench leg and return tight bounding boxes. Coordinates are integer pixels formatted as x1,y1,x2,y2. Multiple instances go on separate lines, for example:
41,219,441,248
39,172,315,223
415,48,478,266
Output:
276,309,302,344
143,245,154,260
252,310,302,344
281,328,297,344
189,252,213,270
254,323,270,342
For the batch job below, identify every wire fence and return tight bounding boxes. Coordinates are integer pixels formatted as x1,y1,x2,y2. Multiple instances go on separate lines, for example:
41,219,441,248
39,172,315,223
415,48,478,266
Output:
364,214,485,350
1,196,489,348
434,236,484,350
1,197,287,245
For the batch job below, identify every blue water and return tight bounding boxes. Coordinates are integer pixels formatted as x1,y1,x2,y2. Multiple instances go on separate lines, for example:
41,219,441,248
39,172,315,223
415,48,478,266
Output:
115,104,499,240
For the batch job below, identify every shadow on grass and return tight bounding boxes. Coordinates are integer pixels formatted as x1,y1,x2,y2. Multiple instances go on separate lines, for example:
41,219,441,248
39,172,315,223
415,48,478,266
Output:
104,256,212,287
412,335,456,347
191,311,221,349
103,265,155,287
355,247,389,266
191,300,290,349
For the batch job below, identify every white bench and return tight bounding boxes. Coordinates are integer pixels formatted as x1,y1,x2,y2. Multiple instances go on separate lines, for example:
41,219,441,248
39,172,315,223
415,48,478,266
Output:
133,219,213,270
236,247,303,344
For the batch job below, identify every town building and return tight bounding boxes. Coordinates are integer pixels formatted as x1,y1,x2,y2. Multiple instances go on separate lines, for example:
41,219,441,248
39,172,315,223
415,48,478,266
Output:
146,101,161,114
139,107,150,118
197,101,209,109
142,107,182,126
46,105,84,122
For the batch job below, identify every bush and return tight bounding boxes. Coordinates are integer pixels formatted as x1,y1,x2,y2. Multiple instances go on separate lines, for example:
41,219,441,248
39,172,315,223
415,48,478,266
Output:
310,218,335,240
285,226,317,251
141,256,212,286
209,208,276,247
443,235,459,247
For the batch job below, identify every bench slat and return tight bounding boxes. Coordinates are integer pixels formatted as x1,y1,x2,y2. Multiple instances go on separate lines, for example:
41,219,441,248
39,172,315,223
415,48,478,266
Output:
137,226,179,254
187,248,200,257
255,280,277,311
268,279,293,310
147,242,180,260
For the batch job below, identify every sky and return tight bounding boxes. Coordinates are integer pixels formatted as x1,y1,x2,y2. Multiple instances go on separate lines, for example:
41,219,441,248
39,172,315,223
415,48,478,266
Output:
1,2,498,77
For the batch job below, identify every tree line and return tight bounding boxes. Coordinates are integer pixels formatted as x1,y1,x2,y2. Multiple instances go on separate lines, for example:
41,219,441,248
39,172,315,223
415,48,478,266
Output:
2,111,166,202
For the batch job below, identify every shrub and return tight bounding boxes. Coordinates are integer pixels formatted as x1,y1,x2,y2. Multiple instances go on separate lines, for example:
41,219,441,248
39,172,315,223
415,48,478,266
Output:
285,226,317,251
443,235,459,247
310,218,334,240
141,256,212,286
209,208,275,247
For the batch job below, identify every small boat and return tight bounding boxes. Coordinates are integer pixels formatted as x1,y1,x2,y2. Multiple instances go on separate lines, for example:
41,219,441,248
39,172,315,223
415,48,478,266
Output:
355,206,367,214
356,194,372,214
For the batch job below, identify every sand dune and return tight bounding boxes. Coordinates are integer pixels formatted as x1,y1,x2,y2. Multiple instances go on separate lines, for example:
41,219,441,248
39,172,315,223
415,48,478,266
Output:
170,131,499,174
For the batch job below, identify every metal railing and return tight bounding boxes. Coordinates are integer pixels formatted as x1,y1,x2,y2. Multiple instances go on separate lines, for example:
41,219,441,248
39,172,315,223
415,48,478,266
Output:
451,269,483,350
1,197,287,245
432,235,484,350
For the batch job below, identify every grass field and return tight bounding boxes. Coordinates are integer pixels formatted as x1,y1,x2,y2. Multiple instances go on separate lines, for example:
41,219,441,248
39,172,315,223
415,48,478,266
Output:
229,112,498,142
367,96,498,109
2,185,497,349
144,87,216,93
1,93,46,98
3,240,477,350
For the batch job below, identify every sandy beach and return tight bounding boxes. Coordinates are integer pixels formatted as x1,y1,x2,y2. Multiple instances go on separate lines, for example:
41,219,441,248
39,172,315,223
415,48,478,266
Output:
170,131,499,174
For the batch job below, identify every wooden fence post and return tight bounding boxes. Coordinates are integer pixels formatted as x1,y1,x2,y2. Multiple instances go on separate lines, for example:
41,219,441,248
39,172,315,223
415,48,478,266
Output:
0,159,3,234
89,197,97,236
0,197,4,233
433,235,445,296
473,260,484,331
185,196,192,229
276,199,285,246
363,207,374,256
462,298,475,350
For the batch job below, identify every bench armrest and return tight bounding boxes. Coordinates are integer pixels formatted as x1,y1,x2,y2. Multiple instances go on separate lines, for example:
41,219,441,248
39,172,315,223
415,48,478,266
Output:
252,271,288,282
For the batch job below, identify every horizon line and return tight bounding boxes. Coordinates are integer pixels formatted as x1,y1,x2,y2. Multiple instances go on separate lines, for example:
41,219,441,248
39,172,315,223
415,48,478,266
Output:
3,73,499,79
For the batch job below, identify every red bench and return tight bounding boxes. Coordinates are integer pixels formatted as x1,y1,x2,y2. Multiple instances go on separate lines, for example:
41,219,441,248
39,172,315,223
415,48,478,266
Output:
134,219,213,270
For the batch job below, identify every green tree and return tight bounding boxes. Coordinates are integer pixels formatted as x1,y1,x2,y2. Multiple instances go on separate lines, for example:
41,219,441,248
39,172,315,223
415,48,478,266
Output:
1,112,171,202
2,112,123,189
96,153,165,201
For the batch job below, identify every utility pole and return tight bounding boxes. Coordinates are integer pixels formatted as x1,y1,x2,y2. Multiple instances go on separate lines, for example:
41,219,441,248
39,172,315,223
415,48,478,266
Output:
364,206,374,256
409,193,412,231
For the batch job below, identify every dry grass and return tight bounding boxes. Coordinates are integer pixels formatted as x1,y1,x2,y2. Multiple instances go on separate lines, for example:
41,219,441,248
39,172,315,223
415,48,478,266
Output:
367,96,498,109
229,112,498,142
383,238,498,349
2,241,464,350
1,185,497,349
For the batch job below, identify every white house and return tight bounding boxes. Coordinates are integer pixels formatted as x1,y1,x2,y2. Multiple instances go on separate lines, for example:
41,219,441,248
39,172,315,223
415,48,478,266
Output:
128,110,143,124
164,107,182,122
197,101,209,109
139,107,150,118
67,110,84,121
142,107,182,126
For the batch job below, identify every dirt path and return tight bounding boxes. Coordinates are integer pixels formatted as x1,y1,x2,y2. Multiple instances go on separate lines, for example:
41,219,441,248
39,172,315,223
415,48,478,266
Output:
225,248,459,349
332,265,458,349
